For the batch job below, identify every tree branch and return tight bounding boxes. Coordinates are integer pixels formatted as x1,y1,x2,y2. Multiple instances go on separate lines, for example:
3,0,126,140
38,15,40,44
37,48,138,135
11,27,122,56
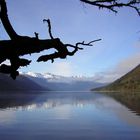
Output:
37,39,101,62
0,0,20,39
81,0,140,15
0,0,101,79
43,19,54,39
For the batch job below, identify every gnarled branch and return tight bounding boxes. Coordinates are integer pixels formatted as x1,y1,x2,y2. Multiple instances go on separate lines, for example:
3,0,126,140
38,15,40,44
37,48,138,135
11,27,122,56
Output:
37,39,101,62
0,0,101,79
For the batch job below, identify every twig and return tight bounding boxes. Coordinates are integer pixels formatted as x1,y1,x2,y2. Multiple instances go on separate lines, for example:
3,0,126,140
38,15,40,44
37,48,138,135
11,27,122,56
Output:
43,19,54,39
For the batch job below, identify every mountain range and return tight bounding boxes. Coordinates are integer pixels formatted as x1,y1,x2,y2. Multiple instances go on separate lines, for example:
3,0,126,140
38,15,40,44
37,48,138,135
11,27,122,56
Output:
1,64,140,92
23,72,105,91
0,73,46,91
0,72,105,91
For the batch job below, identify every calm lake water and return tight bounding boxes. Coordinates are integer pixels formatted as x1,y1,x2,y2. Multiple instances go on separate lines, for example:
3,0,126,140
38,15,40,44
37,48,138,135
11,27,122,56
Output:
0,91,140,140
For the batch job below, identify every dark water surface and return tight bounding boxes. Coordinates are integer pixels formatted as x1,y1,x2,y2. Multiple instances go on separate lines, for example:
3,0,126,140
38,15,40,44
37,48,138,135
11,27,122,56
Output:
0,91,140,140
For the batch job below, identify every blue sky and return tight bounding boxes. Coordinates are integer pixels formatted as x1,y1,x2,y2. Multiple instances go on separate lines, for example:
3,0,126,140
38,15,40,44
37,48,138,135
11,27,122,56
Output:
1,0,140,80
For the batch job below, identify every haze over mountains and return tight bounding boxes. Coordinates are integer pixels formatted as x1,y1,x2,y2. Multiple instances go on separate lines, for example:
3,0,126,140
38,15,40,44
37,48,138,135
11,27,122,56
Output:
92,64,140,92
0,72,105,91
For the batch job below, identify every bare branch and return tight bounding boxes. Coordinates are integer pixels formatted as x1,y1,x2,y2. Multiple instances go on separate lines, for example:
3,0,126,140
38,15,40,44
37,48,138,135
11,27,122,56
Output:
37,39,101,62
43,19,54,39
81,0,140,15
34,32,39,39
66,39,101,56
0,0,20,39
65,39,101,50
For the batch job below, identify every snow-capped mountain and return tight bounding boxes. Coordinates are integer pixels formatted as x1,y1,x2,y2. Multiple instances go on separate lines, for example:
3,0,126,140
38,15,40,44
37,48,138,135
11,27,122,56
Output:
21,72,106,91
22,72,97,83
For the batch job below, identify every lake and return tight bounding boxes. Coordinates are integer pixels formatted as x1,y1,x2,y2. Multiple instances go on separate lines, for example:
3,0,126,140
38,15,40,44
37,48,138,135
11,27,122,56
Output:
0,91,140,140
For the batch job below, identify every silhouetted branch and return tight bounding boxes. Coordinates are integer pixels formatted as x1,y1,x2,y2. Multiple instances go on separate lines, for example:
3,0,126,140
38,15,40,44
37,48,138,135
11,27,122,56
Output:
34,32,39,39
0,0,102,79
37,39,101,62
43,19,54,39
81,0,140,15
65,39,101,55
0,0,20,39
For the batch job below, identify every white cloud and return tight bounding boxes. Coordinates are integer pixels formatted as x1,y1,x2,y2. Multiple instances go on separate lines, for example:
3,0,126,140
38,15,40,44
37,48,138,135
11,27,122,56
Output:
113,53,140,75
92,72,120,83
93,53,140,83
47,62,74,77
44,52,140,83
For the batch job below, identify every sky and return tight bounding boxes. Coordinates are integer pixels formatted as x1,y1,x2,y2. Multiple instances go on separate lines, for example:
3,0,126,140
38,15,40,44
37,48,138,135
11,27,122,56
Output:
1,0,140,82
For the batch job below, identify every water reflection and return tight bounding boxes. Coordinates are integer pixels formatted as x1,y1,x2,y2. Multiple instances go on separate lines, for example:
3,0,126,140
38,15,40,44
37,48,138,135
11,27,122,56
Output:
0,91,140,140
0,91,122,111
102,92,140,115
0,110,16,125
0,91,140,124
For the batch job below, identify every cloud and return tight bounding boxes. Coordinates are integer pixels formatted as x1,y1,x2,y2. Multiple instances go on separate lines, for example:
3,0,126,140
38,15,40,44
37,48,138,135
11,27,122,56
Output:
44,52,140,83
92,72,120,83
47,62,74,77
93,53,140,83
114,53,140,75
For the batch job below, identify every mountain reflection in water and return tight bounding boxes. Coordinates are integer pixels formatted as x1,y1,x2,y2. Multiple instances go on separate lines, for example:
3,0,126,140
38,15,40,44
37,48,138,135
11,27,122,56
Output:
0,91,140,140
